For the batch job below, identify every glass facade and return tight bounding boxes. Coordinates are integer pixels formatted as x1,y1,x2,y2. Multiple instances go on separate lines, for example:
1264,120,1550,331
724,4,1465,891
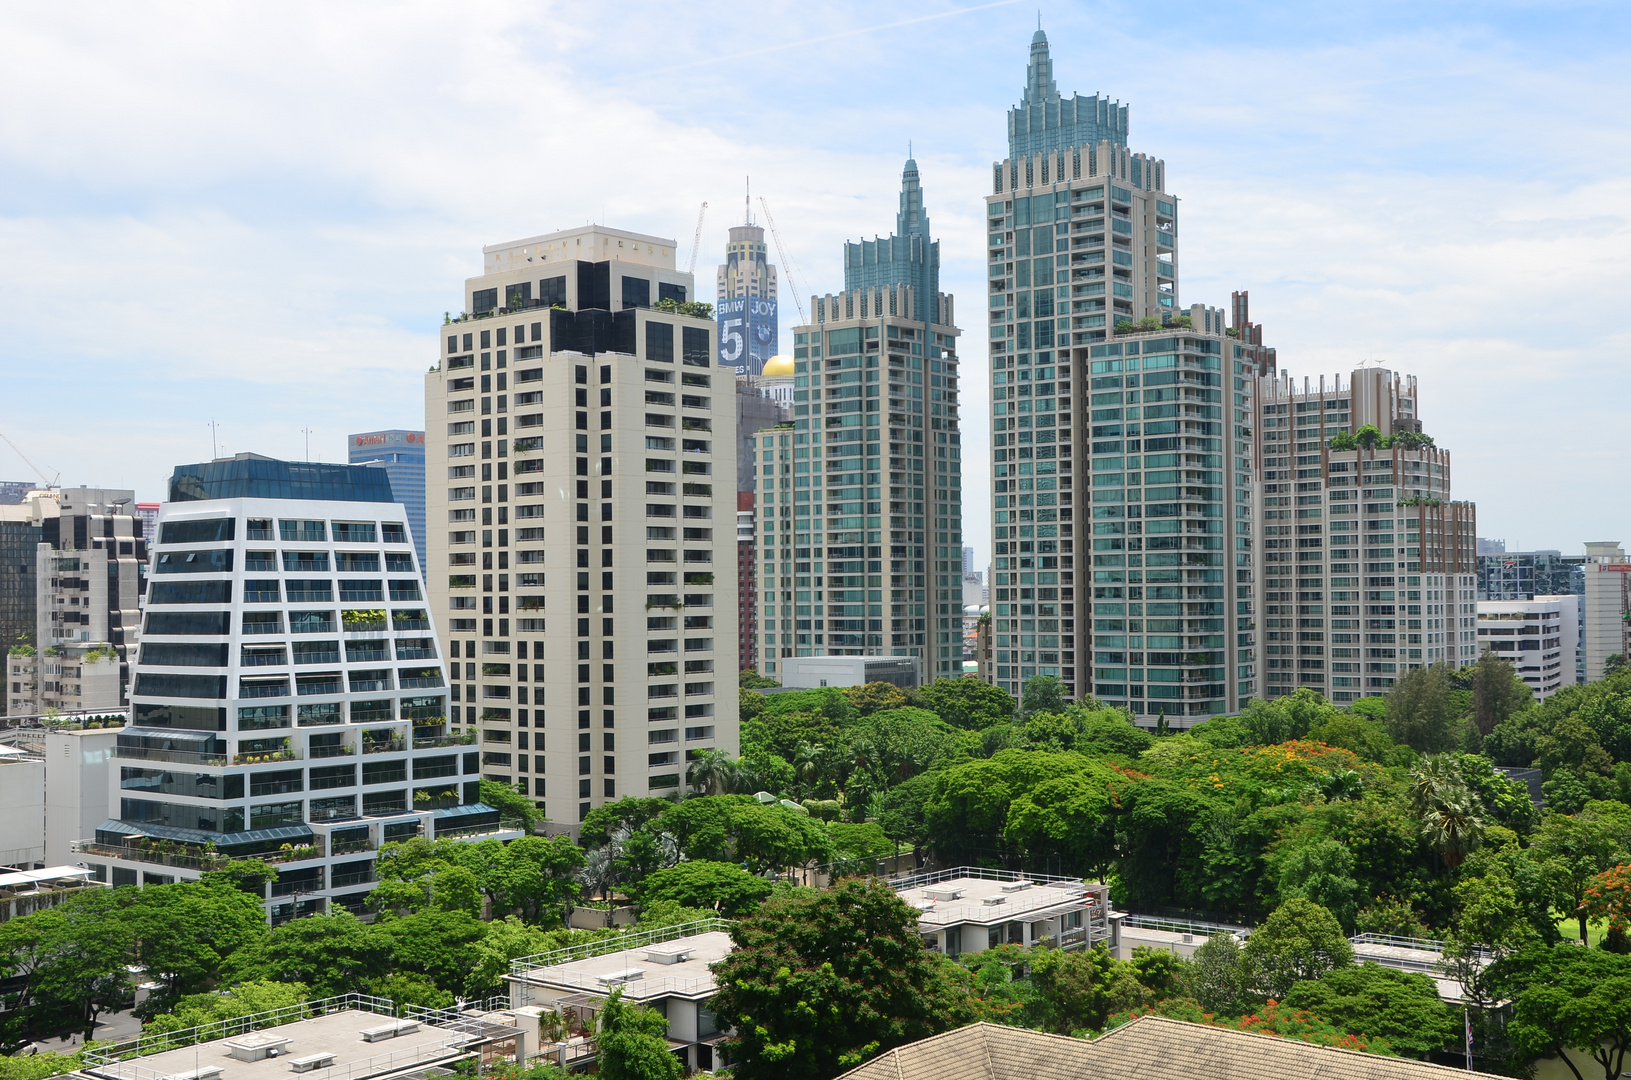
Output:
169,457,395,504
348,430,427,576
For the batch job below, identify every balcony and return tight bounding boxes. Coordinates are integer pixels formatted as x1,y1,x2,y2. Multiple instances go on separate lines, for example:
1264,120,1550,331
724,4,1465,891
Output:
233,748,299,765
114,746,227,767
432,816,527,841
330,838,375,856
363,737,406,755
330,869,375,889
413,732,476,749
309,743,356,759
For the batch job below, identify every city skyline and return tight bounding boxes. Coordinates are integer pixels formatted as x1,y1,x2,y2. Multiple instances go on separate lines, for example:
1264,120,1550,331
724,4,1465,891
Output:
3,3,1630,570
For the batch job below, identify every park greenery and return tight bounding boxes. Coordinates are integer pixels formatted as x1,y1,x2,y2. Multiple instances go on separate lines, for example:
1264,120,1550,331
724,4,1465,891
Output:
15,659,1631,1076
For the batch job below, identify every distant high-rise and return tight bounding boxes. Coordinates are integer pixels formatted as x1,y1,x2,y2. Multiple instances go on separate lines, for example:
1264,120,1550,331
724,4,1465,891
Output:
716,200,779,377
843,160,940,324
349,430,427,575
1007,29,1128,161
762,160,964,681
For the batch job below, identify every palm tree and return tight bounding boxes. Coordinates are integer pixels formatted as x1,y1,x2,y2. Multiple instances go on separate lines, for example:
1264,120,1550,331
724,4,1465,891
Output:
1419,787,1486,867
793,741,826,798
1319,769,1365,803
1409,754,1486,868
1407,754,1463,817
686,748,737,796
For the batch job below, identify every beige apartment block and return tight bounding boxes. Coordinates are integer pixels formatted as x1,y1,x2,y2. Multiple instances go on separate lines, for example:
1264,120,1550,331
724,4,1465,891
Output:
426,226,739,826
1255,368,1478,704
1582,541,1631,681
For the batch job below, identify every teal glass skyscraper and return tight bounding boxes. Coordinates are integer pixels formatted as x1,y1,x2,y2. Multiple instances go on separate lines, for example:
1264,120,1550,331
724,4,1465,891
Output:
842,159,939,323
1008,28,1128,160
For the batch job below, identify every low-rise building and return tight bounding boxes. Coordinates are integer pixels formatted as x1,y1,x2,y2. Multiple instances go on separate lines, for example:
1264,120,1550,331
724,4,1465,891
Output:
73,994,522,1080
776,655,921,690
0,735,45,867
1476,596,1578,700
0,864,102,922
893,868,1110,957
506,919,732,1074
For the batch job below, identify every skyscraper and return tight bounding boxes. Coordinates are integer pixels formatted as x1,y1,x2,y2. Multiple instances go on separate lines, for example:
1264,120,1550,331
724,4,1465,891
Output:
1007,28,1128,160
843,159,940,323
716,203,779,377
91,455,507,919
1253,368,1478,704
986,30,1221,708
763,161,964,681
349,430,427,575
425,226,738,824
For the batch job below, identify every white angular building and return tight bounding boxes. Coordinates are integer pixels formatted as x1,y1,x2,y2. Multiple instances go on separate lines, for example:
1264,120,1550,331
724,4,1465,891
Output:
82,455,516,922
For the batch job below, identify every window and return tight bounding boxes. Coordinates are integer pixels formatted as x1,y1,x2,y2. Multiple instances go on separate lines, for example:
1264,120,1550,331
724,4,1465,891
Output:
382,523,408,544
472,287,498,314
160,518,235,545
646,321,674,362
249,801,304,828
622,276,651,309
286,579,333,603
539,276,567,307
682,326,710,366
333,522,377,543
279,520,326,542
150,581,231,605
155,550,233,574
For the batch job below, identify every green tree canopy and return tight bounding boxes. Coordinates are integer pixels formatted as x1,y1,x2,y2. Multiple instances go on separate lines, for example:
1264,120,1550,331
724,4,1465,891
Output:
1242,898,1354,1000
916,677,1015,730
1021,675,1069,717
1499,942,1631,1080
709,879,971,1079
633,861,771,917
1386,664,1463,754
596,987,682,1080
1280,963,1459,1060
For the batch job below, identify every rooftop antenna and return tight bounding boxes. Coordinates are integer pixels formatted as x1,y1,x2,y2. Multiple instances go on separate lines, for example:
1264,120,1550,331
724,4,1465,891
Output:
301,427,314,461
745,176,752,225
208,420,220,459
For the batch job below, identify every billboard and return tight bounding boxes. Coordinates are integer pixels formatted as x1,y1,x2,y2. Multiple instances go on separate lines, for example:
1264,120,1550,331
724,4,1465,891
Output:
717,296,778,376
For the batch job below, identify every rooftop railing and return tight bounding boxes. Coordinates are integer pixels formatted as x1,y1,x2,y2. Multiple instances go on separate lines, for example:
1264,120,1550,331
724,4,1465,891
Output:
511,917,733,975
81,994,400,1069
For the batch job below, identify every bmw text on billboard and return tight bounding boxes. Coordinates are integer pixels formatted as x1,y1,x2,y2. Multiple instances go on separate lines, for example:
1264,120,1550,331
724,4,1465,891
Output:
716,297,778,376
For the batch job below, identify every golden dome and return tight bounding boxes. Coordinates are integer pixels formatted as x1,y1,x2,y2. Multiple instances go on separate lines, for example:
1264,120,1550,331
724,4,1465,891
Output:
760,354,796,378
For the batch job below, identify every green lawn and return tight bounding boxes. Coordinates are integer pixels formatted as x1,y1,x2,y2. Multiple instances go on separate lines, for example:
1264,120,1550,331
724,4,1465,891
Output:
1556,916,1608,948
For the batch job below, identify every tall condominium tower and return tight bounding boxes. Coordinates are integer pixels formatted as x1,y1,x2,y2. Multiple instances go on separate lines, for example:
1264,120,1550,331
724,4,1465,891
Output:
349,430,427,575
716,205,779,377
988,30,1245,714
92,455,508,920
1253,368,1477,704
761,161,963,681
426,226,739,826
5,487,146,718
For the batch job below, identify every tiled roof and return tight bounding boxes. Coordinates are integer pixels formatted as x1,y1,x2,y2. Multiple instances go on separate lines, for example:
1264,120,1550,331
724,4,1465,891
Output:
836,1016,1507,1080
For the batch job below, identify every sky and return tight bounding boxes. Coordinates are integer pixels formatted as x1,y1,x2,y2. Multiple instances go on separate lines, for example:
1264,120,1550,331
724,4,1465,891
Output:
2,1,1629,570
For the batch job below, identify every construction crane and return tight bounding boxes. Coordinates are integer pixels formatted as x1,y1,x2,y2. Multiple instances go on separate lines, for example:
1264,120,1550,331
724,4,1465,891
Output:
686,201,709,276
758,196,812,324
0,432,59,488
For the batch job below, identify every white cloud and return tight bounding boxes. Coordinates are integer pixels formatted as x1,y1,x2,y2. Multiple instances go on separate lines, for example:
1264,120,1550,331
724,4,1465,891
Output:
0,0,1628,565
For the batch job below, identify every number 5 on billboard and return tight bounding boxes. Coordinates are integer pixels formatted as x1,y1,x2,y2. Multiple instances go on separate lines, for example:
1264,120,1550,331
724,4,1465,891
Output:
721,319,744,364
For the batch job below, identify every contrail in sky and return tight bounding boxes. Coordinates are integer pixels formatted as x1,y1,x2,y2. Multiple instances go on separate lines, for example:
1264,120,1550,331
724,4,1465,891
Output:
644,0,1027,76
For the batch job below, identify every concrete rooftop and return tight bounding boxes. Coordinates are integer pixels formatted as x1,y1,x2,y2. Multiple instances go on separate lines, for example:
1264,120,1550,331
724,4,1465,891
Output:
511,930,733,1003
896,875,1092,928
80,1009,472,1080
